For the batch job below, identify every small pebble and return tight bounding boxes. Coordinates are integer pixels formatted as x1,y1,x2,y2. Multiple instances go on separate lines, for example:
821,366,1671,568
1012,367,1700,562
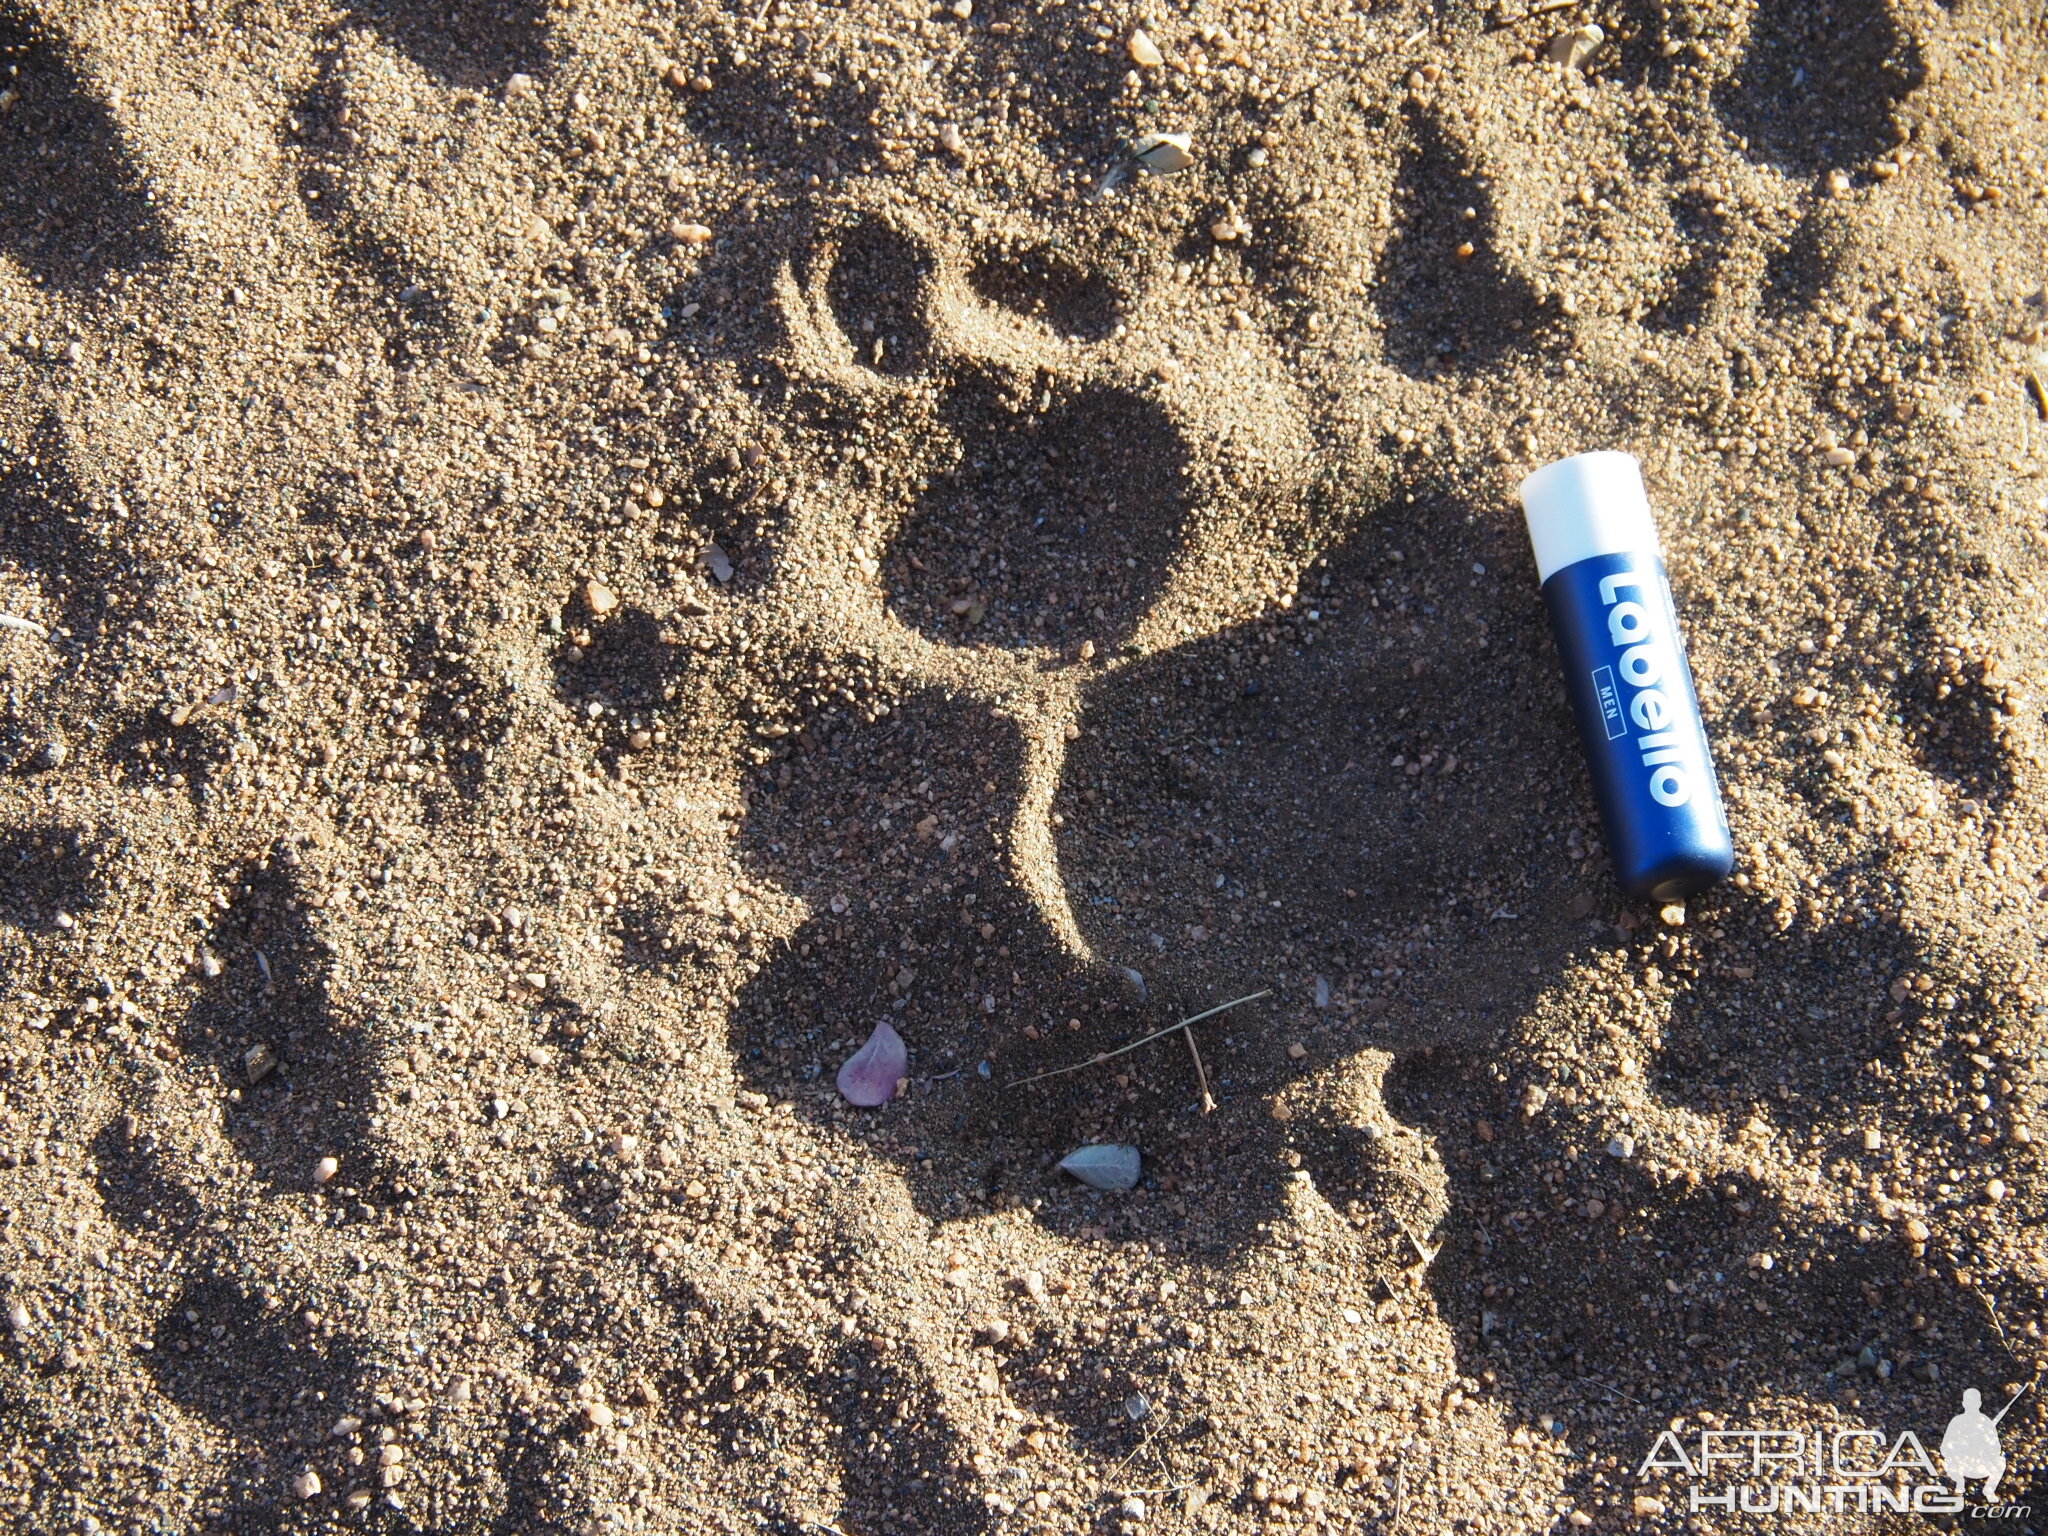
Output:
1861,1127,1883,1151
293,1470,322,1500
583,579,619,615
314,1156,339,1185
1127,28,1163,67
1607,1134,1635,1159
1546,23,1603,69
36,738,66,770
838,1020,908,1107
1120,1494,1148,1520
1132,132,1193,175
584,1401,615,1431
1659,902,1685,927
939,122,967,158
244,1042,278,1084
1286,1042,1308,1060
1059,1143,1140,1191
6,1299,29,1331
670,219,713,245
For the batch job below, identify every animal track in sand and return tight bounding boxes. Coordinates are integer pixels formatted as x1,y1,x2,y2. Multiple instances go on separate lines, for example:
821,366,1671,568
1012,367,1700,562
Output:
0,1,2041,1529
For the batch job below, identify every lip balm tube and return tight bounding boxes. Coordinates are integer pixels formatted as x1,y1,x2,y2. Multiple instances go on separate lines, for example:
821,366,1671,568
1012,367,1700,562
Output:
1519,451,1733,902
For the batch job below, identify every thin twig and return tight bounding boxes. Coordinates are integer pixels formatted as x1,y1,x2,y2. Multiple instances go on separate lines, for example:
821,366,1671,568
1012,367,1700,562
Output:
1120,1479,1201,1499
1977,1286,2013,1354
1971,1285,2045,1384
1107,1421,1160,1482
1009,991,1270,1089
0,614,50,639
1182,1026,1215,1114
1580,1375,1642,1407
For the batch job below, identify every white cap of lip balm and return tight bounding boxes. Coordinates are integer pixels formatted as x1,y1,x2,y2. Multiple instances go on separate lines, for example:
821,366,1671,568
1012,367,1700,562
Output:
1517,450,1662,584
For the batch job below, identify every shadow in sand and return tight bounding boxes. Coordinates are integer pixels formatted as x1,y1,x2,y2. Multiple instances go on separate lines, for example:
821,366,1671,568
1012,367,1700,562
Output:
1712,0,1924,180
966,238,1124,343
679,57,878,175
827,214,938,378
140,1271,368,1533
725,462,2031,1481
880,371,1193,651
1377,103,1552,377
723,684,1153,1212
0,14,166,291
729,479,1588,1255
642,1274,993,1535
144,1272,365,1438
0,413,121,645
1387,921,2037,1517
796,1335,993,1536
0,823,101,929
173,850,390,1202
345,0,550,89
548,598,684,721
1053,498,1585,1057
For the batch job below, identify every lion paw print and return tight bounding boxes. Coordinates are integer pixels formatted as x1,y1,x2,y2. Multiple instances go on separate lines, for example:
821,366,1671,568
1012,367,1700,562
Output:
723,193,1607,1240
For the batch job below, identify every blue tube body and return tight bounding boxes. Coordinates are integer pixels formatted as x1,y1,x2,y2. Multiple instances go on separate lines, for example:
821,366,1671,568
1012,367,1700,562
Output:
1541,551,1733,902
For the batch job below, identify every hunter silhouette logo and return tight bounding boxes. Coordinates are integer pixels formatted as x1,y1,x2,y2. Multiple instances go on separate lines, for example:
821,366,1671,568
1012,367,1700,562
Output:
1638,1386,2033,1517
1943,1384,2028,1503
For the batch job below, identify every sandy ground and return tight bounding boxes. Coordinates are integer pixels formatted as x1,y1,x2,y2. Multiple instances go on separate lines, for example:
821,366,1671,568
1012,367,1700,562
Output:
3,0,2048,1531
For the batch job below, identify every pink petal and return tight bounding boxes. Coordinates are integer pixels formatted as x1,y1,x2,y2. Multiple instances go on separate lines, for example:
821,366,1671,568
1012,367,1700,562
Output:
837,1020,907,1107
